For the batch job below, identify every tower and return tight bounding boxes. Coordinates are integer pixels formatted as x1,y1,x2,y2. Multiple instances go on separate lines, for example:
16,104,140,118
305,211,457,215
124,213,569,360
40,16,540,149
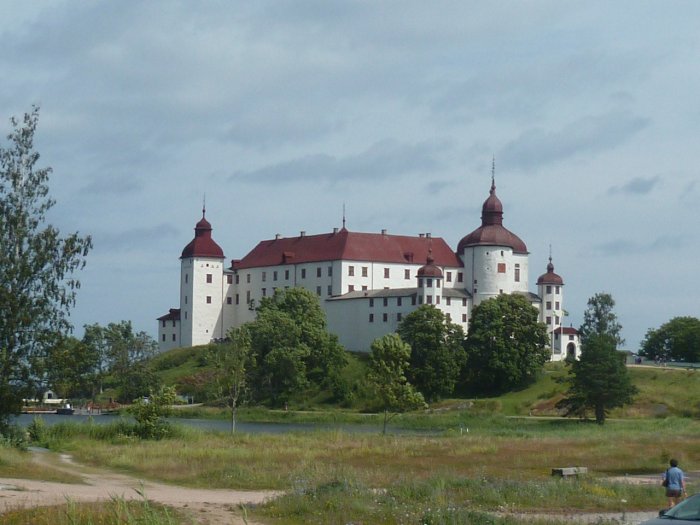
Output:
457,174,529,305
536,256,567,359
179,207,225,347
416,251,443,307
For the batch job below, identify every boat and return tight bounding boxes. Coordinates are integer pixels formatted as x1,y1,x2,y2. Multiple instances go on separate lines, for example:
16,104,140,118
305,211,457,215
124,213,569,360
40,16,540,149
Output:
56,403,74,415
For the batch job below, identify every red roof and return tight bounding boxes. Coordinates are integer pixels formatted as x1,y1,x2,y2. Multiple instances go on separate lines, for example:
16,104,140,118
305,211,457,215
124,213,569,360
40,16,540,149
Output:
537,258,564,285
457,179,528,254
234,229,462,269
554,326,578,335
181,210,224,259
157,308,181,321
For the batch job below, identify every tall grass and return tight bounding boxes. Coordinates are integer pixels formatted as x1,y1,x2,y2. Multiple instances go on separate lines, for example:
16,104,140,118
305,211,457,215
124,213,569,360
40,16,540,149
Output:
1,494,190,525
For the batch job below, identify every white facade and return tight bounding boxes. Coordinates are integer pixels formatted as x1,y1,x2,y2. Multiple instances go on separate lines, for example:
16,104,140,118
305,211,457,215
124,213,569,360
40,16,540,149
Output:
158,181,577,357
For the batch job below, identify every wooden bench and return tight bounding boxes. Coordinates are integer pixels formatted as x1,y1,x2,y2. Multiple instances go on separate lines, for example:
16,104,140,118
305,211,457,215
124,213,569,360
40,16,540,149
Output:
551,467,588,477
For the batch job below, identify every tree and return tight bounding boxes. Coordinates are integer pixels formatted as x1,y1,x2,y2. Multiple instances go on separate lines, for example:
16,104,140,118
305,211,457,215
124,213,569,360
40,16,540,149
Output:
640,317,700,363
82,321,159,402
397,305,466,401
43,336,100,400
248,288,347,405
463,294,549,395
556,333,637,424
209,326,253,434
367,333,425,434
0,107,91,433
579,292,624,347
130,385,177,439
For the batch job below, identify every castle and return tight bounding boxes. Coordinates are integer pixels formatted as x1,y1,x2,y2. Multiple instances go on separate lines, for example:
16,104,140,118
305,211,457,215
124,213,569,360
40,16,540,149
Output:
157,178,580,360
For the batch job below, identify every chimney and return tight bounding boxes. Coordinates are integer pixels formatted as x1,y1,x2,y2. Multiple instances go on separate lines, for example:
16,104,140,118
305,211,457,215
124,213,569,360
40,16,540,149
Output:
381,229,387,235
419,233,425,238
426,233,431,238
300,231,306,237
333,227,339,234
275,233,281,240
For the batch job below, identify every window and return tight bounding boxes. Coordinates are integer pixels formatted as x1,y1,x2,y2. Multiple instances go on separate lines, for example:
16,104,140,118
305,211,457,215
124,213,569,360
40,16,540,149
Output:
497,263,506,273
348,266,355,276
555,333,559,340
437,281,441,288
348,285,355,292
555,301,560,309
362,266,368,277
383,298,388,307
185,296,188,304
161,320,166,328
301,269,306,279
569,335,574,341
474,288,478,294
546,285,552,294
436,296,441,304
235,275,240,284
206,296,212,304
546,316,552,324
227,274,233,284
162,334,165,342
185,274,188,284
262,271,266,282
328,266,333,276
427,278,433,288
499,289,503,294
327,285,332,296
555,316,560,324
369,313,374,323
262,288,267,297
172,334,176,342
427,296,433,304
369,299,374,307
185,311,187,319
457,272,463,282
235,294,239,305
317,267,322,278
273,271,278,281
446,297,451,306
246,273,251,284
316,286,321,296
397,297,402,306
405,269,410,279
462,298,467,307
412,296,417,305
397,313,402,321
556,286,561,294
285,269,290,280
446,313,451,322
515,264,520,282
419,296,423,304
172,320,176,328
362,285,368,291
206,273,213,283
446,271,452,282
384,268,390,278
462,314,467,322
501,250,504,256
246,290,250,303
546,301,552,310
382,313,388,322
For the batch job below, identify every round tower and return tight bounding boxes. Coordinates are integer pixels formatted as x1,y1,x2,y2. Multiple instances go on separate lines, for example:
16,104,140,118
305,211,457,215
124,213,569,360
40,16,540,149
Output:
180,207,225,347
416,252,443,307
457,173,529,305
536,256,565,358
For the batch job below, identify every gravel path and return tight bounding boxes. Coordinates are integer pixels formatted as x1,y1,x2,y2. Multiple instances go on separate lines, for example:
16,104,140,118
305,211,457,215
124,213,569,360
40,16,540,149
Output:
0,450,280,524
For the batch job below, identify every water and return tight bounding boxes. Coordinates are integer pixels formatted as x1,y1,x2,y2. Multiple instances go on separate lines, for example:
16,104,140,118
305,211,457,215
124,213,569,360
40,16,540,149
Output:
12,413,425,435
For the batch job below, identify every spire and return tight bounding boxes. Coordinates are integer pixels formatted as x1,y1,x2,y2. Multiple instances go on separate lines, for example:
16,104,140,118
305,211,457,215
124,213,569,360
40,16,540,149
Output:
547,245,554,272
202,194,206,219
491,155,496,194
342,202,346,229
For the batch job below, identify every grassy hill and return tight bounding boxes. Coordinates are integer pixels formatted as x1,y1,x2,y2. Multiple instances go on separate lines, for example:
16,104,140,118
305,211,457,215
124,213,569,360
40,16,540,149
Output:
149,344,700,419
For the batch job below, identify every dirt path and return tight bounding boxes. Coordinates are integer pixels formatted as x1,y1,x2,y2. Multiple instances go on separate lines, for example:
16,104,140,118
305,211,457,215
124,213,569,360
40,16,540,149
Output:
0,449,280,524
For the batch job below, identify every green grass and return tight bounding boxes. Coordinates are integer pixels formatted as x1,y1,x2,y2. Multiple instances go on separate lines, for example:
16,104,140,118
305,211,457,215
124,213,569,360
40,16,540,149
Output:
1,495,191,525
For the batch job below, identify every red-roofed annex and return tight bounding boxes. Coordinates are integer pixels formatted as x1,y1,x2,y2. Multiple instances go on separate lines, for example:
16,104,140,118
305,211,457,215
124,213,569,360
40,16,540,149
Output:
157,179,579,360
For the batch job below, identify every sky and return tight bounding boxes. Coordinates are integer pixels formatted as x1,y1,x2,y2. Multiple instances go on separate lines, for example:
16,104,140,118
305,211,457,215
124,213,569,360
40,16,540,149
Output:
1,1,698,351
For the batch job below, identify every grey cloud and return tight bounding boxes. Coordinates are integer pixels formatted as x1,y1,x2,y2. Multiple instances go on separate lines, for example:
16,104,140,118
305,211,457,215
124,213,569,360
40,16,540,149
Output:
425,180,452,194
94,224,179,251
230,139,444,184
608,176,661,195
591,235,683,256
500,111,650,170
80,176,143,195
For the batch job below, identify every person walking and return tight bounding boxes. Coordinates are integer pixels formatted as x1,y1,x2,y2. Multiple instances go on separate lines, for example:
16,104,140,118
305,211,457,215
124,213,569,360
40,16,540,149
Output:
663,458,687,508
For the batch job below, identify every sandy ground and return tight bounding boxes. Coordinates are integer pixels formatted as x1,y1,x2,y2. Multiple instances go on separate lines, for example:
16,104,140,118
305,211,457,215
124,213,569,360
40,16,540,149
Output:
0,449,280,524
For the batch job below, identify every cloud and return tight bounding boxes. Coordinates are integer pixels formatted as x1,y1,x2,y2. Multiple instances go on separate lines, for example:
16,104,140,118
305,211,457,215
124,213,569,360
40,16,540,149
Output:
230,139,444,184
500,111,650,170
94,224,179,251
608,176,661,195
591,235,683,256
